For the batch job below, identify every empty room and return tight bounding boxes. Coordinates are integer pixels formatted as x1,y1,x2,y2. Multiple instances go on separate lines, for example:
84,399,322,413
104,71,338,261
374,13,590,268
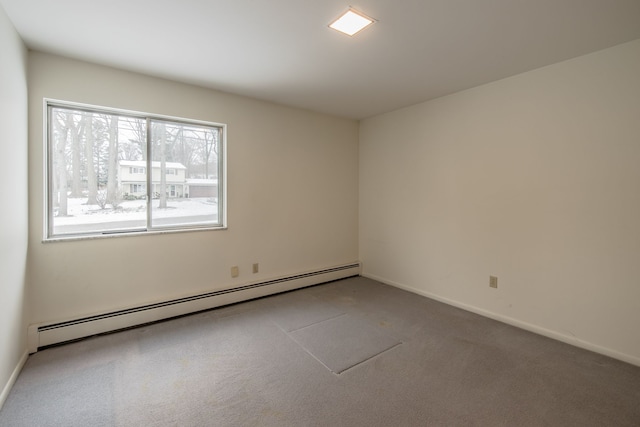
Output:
1,1,640,425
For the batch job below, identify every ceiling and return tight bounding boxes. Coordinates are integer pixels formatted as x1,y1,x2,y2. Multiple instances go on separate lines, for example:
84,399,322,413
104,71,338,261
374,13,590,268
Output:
2,0,640,120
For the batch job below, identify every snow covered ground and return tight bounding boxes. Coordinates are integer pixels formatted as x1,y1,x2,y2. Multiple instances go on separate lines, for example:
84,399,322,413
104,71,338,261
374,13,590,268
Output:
54,197,217,226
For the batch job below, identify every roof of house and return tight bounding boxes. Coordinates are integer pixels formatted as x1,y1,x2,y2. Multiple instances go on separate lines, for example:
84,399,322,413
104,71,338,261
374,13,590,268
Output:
120,160,186,170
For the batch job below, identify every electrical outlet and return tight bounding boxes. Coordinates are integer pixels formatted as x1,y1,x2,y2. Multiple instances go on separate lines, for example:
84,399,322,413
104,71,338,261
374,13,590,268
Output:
252,263,259,274
231,266,239,278
489,276,498,288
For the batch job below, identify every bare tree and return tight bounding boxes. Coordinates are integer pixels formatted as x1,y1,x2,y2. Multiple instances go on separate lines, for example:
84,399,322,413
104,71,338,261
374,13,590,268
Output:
83,112,98,205
123,117,147,161
67,112,83,197
118,117,145,161
202,128,219,178
95,189,108,209
158,122,168,209
54,112,70,216
106,115,119,206
154,121,186,207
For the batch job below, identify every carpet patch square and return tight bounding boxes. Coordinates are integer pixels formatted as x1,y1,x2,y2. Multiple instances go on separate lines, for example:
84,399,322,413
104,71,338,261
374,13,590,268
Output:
288,314,401,374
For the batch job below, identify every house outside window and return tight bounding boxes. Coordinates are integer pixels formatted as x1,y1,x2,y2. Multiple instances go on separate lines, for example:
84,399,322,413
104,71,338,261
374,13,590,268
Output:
45,100,226,240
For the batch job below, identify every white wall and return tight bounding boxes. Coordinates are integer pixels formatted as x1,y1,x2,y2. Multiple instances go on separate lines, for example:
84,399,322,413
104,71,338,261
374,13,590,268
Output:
0,5,29,406
360,39,640,365
28,52,358,325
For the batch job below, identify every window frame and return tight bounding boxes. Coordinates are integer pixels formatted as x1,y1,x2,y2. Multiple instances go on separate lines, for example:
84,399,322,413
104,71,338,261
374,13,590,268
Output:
43,99,227,241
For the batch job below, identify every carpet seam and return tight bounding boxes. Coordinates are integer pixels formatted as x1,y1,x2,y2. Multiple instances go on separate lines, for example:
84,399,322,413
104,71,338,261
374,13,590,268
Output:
283,312,348,333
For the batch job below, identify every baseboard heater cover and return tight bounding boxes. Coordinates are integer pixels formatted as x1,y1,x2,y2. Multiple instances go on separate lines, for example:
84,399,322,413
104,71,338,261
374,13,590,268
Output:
29,263,360,353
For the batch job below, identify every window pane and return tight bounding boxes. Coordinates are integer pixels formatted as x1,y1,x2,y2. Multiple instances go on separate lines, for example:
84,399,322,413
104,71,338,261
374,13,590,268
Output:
50,107,147,236
47,102,225,239
149,119,220,228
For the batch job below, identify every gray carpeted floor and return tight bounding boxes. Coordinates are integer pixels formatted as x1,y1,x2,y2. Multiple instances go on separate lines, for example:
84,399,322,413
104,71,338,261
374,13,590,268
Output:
1,276,639,426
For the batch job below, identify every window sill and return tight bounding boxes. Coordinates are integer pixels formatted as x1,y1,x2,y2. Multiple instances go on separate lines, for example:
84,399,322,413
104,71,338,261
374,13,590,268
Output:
42,225,228,243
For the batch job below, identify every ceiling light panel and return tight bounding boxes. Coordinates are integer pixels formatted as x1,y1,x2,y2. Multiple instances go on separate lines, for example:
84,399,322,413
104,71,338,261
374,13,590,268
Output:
329,8,375,36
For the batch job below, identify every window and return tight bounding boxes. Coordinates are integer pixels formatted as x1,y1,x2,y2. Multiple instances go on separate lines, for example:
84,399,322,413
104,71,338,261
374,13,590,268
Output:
130,184,145,194
46,101,226,240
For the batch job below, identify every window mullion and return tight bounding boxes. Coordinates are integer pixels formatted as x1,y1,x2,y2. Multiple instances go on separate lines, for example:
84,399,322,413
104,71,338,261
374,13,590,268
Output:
146,118,152,230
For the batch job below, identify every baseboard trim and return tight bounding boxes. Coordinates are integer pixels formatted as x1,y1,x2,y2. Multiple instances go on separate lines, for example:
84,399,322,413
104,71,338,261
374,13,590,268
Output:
0,350,28,411
363,273,640,368
29,262,360,352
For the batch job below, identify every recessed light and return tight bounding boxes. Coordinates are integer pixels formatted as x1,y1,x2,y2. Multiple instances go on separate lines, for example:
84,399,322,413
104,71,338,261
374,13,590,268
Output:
329,8,375,36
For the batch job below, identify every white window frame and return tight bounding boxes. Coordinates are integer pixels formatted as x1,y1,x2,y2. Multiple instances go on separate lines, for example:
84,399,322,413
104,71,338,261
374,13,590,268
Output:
43,99,227,241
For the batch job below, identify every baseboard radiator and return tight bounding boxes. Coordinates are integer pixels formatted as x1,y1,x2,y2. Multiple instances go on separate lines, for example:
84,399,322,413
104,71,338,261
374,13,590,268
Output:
28,262,360,353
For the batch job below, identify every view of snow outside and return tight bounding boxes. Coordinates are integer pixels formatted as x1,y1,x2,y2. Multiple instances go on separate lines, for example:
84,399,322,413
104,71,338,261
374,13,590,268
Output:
55,197,218,224
53,197,218,234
